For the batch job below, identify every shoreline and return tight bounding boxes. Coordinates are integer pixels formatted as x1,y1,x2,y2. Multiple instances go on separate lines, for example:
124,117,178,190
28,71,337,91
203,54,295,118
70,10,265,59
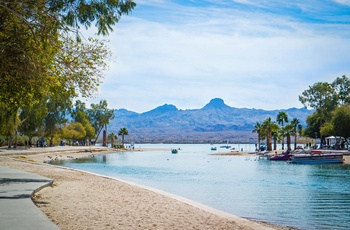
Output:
1,146,296,229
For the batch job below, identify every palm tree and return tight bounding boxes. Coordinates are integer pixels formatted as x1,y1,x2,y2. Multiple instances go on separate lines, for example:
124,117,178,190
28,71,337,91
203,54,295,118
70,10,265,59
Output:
291,118,303,150
107,132,118,148
252,122,262,151
118,128,129,148
284,123,294,152
272,127,281,151
262,117,279,151
277,111,289,150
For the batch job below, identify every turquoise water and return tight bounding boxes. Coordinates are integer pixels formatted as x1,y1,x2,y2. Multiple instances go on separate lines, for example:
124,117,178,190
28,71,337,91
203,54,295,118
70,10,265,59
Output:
51,144,350,230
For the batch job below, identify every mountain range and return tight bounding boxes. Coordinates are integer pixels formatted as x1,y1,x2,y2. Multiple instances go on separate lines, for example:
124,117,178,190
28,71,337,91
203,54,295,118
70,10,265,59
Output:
108,98,313,143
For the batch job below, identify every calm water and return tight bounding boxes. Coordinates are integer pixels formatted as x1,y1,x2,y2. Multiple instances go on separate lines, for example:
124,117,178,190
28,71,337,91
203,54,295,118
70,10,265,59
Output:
51,144,350,230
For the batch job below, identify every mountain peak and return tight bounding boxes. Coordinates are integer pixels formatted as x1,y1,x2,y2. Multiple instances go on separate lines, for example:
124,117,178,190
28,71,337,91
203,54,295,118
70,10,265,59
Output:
202,98,230,109
144,104,178,114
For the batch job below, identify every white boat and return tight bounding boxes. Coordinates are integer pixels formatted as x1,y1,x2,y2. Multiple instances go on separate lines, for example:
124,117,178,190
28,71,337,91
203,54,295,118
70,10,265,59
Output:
288,151,344,164
211,147,217,151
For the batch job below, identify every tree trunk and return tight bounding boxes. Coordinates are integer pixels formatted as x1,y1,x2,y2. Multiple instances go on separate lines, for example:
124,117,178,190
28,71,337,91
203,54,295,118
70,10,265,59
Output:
8,135,12,148
103,130,107,147
287,136,291,152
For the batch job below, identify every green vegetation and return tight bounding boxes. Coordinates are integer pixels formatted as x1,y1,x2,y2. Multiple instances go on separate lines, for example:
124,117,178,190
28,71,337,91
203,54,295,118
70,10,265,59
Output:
253,75,350,150
253,112,302,152
300,75,350,145
0,0,136,147
118,128,129,148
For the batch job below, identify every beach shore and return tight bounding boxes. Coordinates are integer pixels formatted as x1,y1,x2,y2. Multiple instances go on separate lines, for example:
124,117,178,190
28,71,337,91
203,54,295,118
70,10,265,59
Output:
0,146,303,229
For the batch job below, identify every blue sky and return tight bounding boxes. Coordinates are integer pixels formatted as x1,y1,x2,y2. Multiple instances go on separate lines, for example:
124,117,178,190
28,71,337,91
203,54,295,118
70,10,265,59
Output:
84,0,350,112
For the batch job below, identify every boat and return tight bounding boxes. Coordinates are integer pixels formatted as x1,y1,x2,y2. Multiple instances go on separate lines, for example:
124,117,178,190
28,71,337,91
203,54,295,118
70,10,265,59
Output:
171,149,178,154
211,147,217,151
288,151,344,164
269,153,293,161
220,140,231,149
230,147,239,152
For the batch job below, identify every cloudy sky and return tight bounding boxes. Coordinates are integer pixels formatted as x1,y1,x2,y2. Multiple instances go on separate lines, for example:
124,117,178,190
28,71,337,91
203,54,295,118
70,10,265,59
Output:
84,0,350,113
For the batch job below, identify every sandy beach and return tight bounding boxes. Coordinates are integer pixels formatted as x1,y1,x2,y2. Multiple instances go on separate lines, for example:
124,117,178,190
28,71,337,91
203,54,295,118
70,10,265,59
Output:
0,146,304,229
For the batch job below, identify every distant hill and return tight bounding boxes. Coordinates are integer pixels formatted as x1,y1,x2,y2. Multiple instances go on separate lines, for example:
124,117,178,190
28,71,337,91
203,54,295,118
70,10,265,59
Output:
108,98,313,143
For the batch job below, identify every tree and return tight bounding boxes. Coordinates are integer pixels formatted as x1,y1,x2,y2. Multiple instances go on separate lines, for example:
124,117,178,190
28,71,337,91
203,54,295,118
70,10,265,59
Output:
252,122,262,151
331,75,350,105
0,0,135,141
18,101,47,147
303,112,322,139
290,118,302,150
272,130,280,151
261,117,279,151
299,82,338,145
108,133,118,148
60,122,86,145
284,124,294,152
276,111,289,150
88,100,115,143
329,105,350,139
71,100,95,145
320,122,334,139
118,128,129,148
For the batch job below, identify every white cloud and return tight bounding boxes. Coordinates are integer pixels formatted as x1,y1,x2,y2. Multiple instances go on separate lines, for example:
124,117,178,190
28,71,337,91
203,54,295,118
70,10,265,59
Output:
333,0,350,6
84,1,350,112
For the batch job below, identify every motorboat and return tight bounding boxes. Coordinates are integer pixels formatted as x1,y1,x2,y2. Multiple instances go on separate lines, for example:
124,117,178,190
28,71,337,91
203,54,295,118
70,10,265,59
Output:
211,147,217,151
269,153,293,161
171,149,178,154
288,150,344,164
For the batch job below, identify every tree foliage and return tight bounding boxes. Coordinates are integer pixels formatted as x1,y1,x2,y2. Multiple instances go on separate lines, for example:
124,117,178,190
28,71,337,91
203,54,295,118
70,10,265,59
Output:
88,100,115,141
321,105,350,139
299,75,350,141
0,0,135,144
276,111,288,150
118,127,129,147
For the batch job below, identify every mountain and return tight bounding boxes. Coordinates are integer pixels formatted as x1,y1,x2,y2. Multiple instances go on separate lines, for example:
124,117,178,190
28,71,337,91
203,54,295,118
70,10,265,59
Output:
108,98,313,143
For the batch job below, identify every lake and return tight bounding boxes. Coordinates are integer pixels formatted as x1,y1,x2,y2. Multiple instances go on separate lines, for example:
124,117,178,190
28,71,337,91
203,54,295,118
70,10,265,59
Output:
51,144,350,230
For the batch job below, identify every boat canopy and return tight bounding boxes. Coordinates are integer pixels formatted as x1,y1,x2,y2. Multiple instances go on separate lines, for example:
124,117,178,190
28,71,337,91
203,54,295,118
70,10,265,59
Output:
325,136,345,146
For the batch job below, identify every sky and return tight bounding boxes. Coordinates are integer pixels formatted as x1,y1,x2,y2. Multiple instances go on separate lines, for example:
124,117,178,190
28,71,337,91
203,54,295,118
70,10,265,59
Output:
83,0,350,113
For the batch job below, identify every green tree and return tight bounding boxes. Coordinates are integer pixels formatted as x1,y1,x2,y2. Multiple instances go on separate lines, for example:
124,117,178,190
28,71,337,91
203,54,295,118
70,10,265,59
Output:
60,122,86,145
299,82,338,144
331,75,350,105
276,111,289,150
320,122,334,139
252,122,262,151
329,105,350,139
303,112,322,139
18,101,47,147
71,100,96,145
88,100,115,143
261,117,279,151
118,128,129,148
284,123,294,152
290,118,303,150
108,133,118,148
0,0,135,140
